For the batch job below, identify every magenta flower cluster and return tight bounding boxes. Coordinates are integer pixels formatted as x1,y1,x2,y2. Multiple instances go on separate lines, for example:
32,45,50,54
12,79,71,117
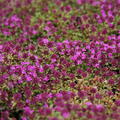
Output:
0,0,120,120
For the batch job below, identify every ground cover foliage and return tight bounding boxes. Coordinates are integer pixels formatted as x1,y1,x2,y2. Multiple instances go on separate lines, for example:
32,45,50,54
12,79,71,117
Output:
0,0,120,119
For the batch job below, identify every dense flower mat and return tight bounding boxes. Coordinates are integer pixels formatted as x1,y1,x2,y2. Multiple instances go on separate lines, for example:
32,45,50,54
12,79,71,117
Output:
0,0,120,119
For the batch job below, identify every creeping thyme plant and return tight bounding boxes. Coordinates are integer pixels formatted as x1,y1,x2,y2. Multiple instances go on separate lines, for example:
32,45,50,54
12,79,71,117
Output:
0,0,120,120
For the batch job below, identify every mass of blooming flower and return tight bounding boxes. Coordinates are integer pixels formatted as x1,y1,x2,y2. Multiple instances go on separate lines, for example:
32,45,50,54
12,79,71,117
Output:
0,0,120,120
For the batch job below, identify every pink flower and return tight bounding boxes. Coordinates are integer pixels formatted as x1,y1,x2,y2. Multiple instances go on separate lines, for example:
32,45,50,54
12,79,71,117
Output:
85,102,92,106
108,79,115,84
95,93,102,99
21,62,30,65
39,65,44,72
108,11,113,17
61,109,70,119
21,117,27,120
81,53,86,59
56,93,63,98
0,54,4,62
0,45,3,50
77,60,82,65
70,55,77,61
118,0,120,4
26,75,32,82
44,26,50,31
3,31,11,36
54,106,62,112
96,104,105,112
13,93,22,100
77,0,82,5
23,107,34,116
78,90,86,98
115,100,120,106
32,30,37,35
92,1,100,6
43,76,49,82
42,38,49,45
51,58,56,63
82,72,87,78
